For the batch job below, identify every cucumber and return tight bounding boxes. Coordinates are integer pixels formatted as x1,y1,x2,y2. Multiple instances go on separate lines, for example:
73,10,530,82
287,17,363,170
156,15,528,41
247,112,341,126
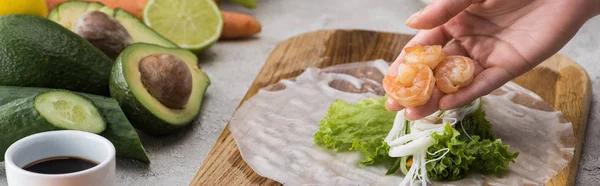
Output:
0,90,106,162
34,91,106,133
0,86,149,163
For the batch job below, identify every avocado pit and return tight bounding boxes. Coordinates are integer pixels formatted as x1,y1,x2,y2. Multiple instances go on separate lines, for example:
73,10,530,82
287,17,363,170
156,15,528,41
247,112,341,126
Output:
139,54,192,109
73,11,132,59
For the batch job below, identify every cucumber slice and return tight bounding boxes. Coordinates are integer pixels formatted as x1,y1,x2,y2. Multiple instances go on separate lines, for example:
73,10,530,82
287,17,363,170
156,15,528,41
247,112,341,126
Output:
0,90,107,162
0,86,149,163
34,91,106,134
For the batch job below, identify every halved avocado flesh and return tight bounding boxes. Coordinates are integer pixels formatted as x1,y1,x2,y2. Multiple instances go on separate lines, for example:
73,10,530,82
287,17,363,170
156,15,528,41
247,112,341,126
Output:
48,1,104,30
48,1,177,48
110,43,209,135
113,9,178,48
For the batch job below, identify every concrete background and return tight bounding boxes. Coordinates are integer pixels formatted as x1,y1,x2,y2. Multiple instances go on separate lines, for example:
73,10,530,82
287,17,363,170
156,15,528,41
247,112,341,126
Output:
1,0,599,185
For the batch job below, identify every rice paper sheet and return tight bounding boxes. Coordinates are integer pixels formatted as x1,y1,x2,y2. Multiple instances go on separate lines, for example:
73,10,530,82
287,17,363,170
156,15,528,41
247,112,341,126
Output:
228,60,575,186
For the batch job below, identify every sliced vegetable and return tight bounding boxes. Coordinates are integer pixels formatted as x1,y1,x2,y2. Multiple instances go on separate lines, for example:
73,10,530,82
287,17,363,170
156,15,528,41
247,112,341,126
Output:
0,90,105,162
0,86,149,163
34,90,106,133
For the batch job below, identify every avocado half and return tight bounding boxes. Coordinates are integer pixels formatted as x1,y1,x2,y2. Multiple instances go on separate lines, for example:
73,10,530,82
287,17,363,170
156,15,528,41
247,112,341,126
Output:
48,1,177,48
110,43,210,135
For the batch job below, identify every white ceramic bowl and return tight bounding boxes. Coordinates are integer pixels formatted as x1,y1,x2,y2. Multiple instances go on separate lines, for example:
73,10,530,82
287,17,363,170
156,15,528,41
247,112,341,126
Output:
4,130,116,186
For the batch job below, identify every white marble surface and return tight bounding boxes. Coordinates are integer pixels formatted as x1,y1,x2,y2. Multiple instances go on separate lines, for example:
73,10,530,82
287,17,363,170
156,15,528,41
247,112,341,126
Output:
0,0,599,185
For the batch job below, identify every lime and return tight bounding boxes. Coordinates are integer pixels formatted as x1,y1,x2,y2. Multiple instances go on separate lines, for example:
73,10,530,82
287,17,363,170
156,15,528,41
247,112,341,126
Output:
143,0,223,53
0,0,48,17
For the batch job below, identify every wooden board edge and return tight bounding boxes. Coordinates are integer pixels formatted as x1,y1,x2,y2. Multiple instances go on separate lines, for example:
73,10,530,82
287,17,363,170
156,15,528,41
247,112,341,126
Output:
545,55,592,186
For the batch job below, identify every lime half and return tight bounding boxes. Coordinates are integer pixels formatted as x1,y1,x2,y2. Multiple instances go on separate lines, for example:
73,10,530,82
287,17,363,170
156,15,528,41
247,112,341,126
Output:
144,0,223,53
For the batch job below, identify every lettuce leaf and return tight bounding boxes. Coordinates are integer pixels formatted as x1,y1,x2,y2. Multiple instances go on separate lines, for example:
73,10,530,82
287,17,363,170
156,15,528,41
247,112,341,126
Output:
458,104,495,141
314,97,397,165
427,124,478,181
471,138,519,174
314,96,518,181
427,107,519,181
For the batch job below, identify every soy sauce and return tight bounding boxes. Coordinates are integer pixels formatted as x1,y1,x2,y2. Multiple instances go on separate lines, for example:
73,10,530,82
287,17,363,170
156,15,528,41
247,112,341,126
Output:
23,156,98,174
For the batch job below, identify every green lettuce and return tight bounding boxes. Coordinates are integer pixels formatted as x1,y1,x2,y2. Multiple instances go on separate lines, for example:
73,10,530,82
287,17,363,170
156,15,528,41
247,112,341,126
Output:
427,107,519,181
472,138,520,174
314,96,519,181
457,105,495,141
427,124,478,180
314,96,397,165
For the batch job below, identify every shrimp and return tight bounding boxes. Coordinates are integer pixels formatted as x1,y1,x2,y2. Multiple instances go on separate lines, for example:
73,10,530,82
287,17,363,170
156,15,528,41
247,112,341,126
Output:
434,56,475,94
383,63,435,108
404,45,445,69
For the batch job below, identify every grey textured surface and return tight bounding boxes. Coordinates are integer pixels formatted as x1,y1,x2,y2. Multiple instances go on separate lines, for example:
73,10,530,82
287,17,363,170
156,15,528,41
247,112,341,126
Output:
0,0,599,185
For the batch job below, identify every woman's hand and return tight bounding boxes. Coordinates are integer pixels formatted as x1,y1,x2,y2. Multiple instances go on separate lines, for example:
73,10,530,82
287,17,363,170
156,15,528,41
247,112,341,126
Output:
387,0,600,120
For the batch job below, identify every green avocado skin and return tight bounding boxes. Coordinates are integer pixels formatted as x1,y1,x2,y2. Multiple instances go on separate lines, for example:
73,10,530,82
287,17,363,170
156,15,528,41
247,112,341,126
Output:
0,86,149,163
110,57,185,136
0,15,113,96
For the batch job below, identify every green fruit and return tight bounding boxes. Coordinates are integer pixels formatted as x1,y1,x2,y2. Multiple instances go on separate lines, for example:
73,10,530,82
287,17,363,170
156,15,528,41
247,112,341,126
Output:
47,1,104,29
0,86,149,163
110,43,210,136
0,90,106,162
144,0,223,53
114,9,178,48
0,14,113,95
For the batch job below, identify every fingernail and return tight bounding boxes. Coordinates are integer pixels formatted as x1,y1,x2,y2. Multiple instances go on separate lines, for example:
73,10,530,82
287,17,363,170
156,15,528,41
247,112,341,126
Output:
405,9,422,25
404,16,413,25
439,101,449,110
385,98,395,111
404,108,419,121
406,10,423,27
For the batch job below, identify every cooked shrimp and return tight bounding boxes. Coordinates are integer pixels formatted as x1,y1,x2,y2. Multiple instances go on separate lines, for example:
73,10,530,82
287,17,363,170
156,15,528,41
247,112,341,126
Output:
434,56,475,93
383,63,435,107
404,45,445,69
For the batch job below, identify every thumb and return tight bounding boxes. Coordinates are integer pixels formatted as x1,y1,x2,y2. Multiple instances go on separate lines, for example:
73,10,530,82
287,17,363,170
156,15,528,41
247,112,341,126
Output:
406,0,483,30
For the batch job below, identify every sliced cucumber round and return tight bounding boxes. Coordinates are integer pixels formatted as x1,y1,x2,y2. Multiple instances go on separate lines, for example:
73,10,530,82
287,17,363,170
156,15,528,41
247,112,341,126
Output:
34,90,106,134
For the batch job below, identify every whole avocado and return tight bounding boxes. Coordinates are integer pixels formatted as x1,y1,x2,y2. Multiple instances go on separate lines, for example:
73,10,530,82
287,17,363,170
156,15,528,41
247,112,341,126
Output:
0,15,113,96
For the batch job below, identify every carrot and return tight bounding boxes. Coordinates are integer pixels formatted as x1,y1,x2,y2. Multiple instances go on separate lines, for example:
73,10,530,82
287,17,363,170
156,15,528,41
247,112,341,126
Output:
220,11,261,40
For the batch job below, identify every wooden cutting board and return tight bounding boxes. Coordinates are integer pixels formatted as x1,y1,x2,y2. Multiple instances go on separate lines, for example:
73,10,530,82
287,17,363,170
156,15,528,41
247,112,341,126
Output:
190,30,591,186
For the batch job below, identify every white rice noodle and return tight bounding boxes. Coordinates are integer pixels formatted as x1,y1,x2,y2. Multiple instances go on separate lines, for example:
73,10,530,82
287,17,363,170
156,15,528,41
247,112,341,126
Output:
387,128,442,147
388,137,436,157
384,110,407,143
